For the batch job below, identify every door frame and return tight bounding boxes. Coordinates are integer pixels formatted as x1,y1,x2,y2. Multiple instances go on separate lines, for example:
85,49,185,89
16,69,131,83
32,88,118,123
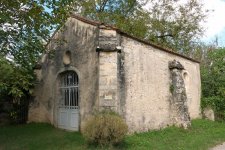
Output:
54,67,81,131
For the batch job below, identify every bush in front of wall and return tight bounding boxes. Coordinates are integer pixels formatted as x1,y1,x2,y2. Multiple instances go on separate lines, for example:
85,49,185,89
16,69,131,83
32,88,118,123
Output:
82,111,128,146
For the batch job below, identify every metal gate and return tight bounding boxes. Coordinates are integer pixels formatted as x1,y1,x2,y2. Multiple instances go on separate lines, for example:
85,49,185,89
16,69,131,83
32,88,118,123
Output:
58,71,79,131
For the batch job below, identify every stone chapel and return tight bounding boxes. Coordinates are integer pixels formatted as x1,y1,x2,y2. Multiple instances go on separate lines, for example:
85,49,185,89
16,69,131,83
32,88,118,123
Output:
28,14,201,133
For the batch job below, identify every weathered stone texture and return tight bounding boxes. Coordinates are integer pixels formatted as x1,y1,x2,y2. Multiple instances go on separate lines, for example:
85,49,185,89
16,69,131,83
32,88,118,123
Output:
98,29,117,51
29,17,99,128
99,52,118,111
121,36,201,133
169,60,191,129
29,16,201,133
203,107,215,121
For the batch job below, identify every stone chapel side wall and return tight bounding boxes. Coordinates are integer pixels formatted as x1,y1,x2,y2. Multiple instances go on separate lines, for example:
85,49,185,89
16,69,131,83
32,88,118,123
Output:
28,17,99,127
120,36,201,133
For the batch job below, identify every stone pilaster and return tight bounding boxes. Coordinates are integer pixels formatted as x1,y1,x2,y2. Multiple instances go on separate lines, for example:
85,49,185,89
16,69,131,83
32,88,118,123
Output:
169,60,191,129
97,28,120,111
99,52,118,111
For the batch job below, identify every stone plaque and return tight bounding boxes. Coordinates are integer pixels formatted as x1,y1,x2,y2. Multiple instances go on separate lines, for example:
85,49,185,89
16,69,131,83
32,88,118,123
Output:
104,94,112,100
103,99,115,106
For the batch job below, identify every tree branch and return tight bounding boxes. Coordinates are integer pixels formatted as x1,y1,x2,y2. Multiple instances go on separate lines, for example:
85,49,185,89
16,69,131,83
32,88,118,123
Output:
155,34,174,38
98,0,109,12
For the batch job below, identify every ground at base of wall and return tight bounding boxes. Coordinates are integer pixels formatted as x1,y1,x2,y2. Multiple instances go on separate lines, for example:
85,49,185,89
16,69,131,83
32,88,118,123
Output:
1,119,225,150
210,142,225,150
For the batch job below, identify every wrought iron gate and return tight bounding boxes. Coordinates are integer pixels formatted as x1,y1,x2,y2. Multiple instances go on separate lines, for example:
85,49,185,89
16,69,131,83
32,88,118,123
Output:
58,71,79,131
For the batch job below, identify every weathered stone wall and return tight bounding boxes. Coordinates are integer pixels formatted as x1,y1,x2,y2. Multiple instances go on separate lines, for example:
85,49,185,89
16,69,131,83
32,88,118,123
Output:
28,17,99,128
29,16,201,133
120,36,201,133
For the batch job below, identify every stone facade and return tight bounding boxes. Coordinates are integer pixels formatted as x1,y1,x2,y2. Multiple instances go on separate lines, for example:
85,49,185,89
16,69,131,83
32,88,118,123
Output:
29,16,99,128
29,15,201,133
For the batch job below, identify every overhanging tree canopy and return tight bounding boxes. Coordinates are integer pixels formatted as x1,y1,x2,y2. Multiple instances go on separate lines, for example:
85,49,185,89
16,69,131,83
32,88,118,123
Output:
71,0,207,54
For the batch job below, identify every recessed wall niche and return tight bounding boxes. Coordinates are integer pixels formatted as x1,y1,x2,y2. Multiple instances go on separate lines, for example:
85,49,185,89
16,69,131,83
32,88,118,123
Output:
183,71,189,81
63,51,71,65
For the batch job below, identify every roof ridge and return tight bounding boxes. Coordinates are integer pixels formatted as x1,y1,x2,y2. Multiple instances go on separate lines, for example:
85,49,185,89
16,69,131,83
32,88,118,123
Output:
69,14,200,63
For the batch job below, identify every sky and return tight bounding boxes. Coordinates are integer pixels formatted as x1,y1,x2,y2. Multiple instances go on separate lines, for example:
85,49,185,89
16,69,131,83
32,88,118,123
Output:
201,0,225,47
142,0,225,47
44,0,225,47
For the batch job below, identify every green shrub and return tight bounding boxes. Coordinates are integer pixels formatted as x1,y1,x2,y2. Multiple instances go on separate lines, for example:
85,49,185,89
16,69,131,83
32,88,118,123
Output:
201,48,225,121
82,111,128,146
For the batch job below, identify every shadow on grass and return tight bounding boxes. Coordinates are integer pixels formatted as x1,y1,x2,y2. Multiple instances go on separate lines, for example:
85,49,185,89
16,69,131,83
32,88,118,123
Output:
84,140,129,150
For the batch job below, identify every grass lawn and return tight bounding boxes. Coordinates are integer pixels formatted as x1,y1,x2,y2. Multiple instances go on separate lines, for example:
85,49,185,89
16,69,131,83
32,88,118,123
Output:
0,119,225,150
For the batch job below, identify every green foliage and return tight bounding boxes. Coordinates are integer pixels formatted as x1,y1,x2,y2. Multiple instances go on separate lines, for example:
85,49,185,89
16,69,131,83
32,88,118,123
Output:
2,120,225,149
201,48,225,121
82,111,128,146
71,0,207,55
77,0,149,39
0,56,31,124
145,0,207,54
0,123,86,149
169,84,175,93
0,0,72,104
0,57,35,124
0,56,34,100
122,119,225,150
0,0,73,68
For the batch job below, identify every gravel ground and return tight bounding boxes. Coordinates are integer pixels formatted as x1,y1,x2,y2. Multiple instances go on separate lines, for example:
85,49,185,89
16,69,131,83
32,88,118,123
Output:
210,142,225,150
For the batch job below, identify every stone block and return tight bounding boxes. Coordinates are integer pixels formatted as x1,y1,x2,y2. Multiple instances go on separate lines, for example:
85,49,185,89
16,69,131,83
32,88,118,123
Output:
203,107,215,121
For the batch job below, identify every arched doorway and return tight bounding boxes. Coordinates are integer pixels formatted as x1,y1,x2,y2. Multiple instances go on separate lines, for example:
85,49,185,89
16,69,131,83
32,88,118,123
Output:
58,71,79,131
